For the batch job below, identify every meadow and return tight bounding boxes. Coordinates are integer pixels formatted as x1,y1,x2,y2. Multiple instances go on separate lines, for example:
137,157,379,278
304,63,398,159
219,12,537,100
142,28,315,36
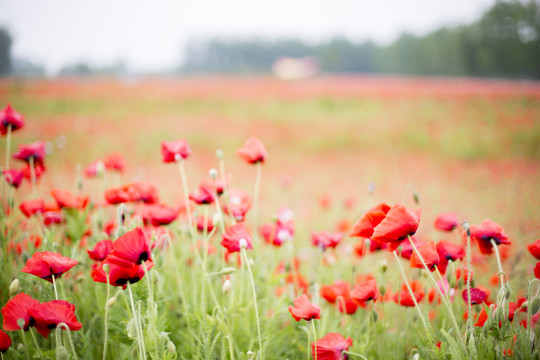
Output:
0,75,539,359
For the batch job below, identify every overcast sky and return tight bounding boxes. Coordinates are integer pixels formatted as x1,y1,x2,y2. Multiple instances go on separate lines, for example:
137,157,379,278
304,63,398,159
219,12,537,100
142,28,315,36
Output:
0,0,495,74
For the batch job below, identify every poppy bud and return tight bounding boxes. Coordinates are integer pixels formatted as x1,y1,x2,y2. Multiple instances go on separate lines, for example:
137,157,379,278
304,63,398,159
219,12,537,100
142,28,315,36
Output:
102,264,110,274
379,284,386,297
413,191,420,205
222,279,232,295
96,161,105,176
9,279,19,296
107,297,117,308
216,149,224,159
220,267,236,275
209,168,218,180
378,260,388,273
117,203,127,226
529,297,540,315
412,354,420,360
462,221,471,236
55,345,70,360
368,182,375,195
213,213,222,227
17,319,25,330
167,341,176,354
371,310,378,322
17,343,25,353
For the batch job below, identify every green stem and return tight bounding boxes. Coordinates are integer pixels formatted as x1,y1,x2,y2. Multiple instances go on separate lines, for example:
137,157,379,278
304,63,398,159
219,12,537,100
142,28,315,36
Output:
465,228,473,333
392,250,433,343
51,274,59,300
29,156,37,195
29,328,43,357
252,162,262,243
241,247,263,360
57,323,77,360
310,321,318,360
127,282,146,360
527,280,540,346
407,236,465,350
306,324,311,360
342,351,368,360
177,160,197,247
19,328,30,360
489,239,505,289
103,271,111,360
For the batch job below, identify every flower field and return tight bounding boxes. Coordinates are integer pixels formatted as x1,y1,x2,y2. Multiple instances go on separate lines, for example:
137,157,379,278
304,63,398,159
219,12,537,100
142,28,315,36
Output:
0,75,539,359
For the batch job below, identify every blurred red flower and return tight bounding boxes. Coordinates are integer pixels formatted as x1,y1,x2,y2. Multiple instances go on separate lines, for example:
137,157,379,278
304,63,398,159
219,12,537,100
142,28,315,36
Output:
161,140,191,163
13,141,46,166
104,153,125,172
237,137,267,164
19,199,45,217
91,258,154,289
21,251,78,283
189,182,215,205
394,280,424,307
0,103,24,135
527,239,540,260
43,211,65,226
141,204,178,226
436,240,465,274
110,228,152,265
2,168,25,188
434,212,458,231
51,188,89,210
221,223,253,253
350,277,380,306
0,330,11,353
311,332,353,360
311,231,343,251
223,189,251,221
462,288,487,305
289,294,321,322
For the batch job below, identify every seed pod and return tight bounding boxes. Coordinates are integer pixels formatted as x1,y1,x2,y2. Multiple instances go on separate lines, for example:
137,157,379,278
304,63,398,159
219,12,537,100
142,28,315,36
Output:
379,284,387,297
209,168,218,179
371,310,378,322
220,267,236,275
213,213,222,227
107,297,117,308
55,345,70,360
216,149,224,159
9,279,19,296
530,297,540,315
222,280,232,295
378,260,388,273
167,341,176,354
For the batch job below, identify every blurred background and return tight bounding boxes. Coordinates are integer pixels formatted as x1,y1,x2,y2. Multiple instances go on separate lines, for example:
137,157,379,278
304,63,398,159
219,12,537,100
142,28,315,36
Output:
0,0,539,78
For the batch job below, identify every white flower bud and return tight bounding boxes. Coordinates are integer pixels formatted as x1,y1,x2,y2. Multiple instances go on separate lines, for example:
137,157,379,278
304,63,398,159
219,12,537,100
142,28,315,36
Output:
222,279,232,295
9,279,19,296
239,238,247,249
209,168,218,179
107,297,117,308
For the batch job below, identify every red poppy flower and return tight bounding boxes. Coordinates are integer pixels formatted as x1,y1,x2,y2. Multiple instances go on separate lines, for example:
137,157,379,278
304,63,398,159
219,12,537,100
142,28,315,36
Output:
28,300,82,338
237,137,267,164
110,228,152,265
311,332,353,360
261,221,294,247
141,204,178,226
286,273,310,294
21,251,78,283
21,161,46,180
195,214,214,233
434,212,458,231
397,236,423,260
410,241,440,272
289,294,321,322
475,303,517,327
535,262,540,280
311,231,343,251
0,330,11,353
104,153,125,172
84,160,104,178
349,203,391,238
3,168,25,188
104,186,131,204
221,223,253,253
1,103,25,135
371,204,421,251
189,182,214,205
436,240,465,274
43,211,64,226
13,141,46,166
127,182,159,204
336,295,358,315
321,281,350,304
200,178,227,196
161,140,191,163
91,258,154,289
223,189,252,221
350,278,380,306
462,288,487,305
527,239,540,260
394,280,424,307
469,219,510,255
19,199,45,217
1,293,40,331
51,188,89,210
87,239,113,262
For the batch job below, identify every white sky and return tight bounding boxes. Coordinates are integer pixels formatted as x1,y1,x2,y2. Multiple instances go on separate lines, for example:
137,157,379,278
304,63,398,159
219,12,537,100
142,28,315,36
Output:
0,0,495,74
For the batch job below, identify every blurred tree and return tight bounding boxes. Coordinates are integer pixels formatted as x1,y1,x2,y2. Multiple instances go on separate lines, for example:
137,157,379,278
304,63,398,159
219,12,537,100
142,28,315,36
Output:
0,27,12,76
